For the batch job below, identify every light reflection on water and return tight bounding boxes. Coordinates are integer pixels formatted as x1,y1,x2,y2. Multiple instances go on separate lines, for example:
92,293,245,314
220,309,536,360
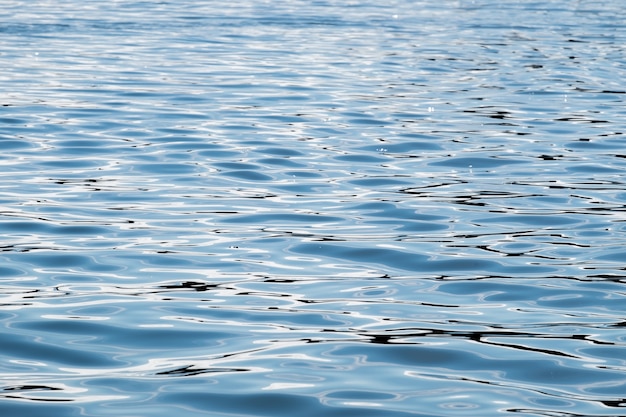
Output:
2,0,626,415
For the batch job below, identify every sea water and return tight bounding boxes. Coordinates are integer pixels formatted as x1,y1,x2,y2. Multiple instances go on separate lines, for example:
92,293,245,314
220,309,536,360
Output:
1,1,626,416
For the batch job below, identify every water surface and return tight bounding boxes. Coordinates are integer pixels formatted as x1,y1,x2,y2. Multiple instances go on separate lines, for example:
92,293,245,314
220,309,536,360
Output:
2,1,626,416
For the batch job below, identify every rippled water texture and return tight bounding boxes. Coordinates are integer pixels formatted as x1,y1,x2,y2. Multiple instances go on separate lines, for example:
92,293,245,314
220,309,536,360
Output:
2,1,626,415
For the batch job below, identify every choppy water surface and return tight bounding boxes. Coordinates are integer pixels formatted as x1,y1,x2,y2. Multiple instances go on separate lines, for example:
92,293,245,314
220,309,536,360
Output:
2,1,626,415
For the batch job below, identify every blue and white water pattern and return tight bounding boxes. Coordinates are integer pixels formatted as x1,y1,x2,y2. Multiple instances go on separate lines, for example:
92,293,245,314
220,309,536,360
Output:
1,1,626,416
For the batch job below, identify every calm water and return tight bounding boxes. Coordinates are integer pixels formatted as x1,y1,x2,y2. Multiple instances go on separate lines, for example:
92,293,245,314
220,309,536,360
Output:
2,1,626,415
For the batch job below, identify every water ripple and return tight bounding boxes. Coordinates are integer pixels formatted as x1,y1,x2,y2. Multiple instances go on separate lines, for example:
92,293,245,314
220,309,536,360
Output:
2,0,626,415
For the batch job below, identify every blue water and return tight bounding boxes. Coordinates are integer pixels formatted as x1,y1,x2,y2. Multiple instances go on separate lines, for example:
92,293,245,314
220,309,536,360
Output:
2,1,626,415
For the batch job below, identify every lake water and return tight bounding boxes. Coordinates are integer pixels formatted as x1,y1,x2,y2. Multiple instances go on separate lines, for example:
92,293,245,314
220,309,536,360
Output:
2,0,626,415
